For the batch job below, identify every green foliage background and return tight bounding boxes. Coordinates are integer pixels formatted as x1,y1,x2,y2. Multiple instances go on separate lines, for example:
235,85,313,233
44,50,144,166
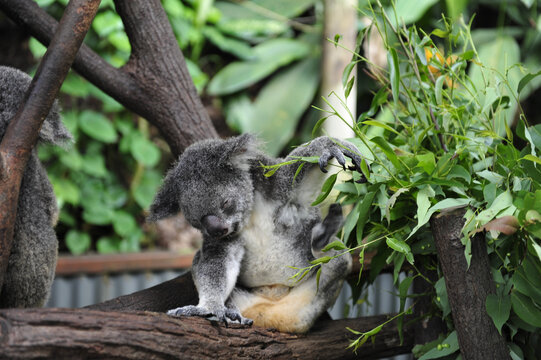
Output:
31,0,324,254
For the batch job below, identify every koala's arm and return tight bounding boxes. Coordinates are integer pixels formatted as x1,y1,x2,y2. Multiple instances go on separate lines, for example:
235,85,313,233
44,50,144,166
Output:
167,238,252,325
254,136,364,205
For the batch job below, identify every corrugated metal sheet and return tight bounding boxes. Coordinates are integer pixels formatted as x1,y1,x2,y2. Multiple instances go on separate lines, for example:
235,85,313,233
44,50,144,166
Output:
45,270,187,308
46,270,412,359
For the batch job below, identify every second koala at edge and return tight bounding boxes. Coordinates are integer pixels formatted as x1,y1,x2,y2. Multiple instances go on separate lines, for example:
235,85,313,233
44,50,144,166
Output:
150,134,362,333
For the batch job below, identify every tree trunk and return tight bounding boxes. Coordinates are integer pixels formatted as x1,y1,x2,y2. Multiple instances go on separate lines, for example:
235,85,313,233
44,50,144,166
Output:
412,257,446,346
0,308,413,359
430,209,510,360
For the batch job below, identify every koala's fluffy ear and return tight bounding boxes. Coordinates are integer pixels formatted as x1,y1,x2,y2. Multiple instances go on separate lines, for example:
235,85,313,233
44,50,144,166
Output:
147,167,181,222
0,66,72,146
39,100,73,147
225,133,259,171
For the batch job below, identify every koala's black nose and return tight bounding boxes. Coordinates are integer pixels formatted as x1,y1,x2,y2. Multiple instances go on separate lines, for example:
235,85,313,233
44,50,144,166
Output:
201,215,229,238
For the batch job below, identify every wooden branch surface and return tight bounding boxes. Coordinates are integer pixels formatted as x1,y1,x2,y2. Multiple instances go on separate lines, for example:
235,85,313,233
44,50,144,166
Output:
431,210,510,360
0,0,218,157
0,0,100,299
0,308,413,359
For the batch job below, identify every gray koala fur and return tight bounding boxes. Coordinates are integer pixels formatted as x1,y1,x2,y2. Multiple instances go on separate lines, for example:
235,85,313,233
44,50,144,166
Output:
149,134,362,333
0,66,72,308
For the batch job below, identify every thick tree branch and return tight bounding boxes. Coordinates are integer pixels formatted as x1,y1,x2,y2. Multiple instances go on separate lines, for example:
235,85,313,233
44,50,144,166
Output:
0,308,413,359
0,0,218,157
0,0,100,299
431,210,510,360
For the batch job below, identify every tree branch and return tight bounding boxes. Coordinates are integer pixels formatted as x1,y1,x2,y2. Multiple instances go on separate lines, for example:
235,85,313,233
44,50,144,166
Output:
0,0,218,157
0,308,413,359
0,0,100,299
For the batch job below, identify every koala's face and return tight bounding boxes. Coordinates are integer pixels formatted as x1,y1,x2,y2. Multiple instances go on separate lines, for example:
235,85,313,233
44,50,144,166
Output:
149,135,258,239
179,169,255,238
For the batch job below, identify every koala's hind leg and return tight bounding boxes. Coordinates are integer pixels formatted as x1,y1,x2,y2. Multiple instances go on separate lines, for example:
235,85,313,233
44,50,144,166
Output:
231,251,351,333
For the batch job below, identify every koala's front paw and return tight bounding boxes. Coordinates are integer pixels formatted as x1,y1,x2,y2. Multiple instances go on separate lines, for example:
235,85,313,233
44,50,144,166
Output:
167,305,253,327
167,305,210,317
318,143,367,183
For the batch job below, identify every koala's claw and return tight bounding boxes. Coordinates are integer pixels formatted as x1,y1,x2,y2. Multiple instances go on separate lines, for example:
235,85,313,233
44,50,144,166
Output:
319,145,368,184
167,305,253,327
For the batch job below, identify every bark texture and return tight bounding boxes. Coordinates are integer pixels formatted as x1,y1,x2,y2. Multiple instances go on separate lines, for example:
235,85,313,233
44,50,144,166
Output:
0,0,218,157
0,308,412,359
430,210,510,360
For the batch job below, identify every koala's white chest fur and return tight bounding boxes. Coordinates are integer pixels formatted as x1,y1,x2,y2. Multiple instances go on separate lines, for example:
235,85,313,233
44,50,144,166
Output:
238,192,311,288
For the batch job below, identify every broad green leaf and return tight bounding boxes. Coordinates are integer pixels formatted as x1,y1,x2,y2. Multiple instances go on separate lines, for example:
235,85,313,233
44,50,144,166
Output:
246,57,320,156
390,0,439,26
97,236,121,254
522,154,541,166
518,70,541,94
415,186,435,231
82,153,108,178
79,110,118,143
361,120,401,137
398,275,415,344
512,258,541,300
130,135,161,167
370,136,402,170
447,165,471,183
311,173,338,206
112,211,138,237
65,230,91,256
416,153,436,175
445,0,467,20
251,0,318,18
419,331,459,360
202,27,254,60
468,36,521,136
51,178,80,205
207,38,310,95
434,277,451,317
83,206,114,225
355,191,377,243
133,170,163,209
108,31,131,52
409,197,471,239
511,291,541,328
486,294,511,335
386,237,414,264
476,191,513,225
92,11,123,37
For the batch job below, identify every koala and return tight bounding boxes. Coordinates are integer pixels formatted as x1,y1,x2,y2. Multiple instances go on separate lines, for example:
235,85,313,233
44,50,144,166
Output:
0,66,72,308
149,135,362,333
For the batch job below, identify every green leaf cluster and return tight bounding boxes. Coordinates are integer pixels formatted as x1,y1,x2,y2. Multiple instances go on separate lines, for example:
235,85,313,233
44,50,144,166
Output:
317,1,541,357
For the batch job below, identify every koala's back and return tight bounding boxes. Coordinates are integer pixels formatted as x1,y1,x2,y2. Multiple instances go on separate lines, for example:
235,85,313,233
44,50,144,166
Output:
0,66,62,308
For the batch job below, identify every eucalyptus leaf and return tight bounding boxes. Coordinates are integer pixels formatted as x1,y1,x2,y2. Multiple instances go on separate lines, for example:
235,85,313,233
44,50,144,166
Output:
79,110,118,144
486,293,511,335
511,291,541,328
65,230,91,256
